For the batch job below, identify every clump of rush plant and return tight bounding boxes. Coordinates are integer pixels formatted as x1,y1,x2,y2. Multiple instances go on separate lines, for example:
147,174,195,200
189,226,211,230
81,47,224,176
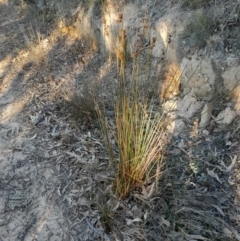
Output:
96,19,167,199
114,76,166,198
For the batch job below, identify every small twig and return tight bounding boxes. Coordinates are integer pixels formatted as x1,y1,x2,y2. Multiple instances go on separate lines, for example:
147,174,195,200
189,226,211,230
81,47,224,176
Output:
174,145,193,158
86,218,111,241
5,174,16,186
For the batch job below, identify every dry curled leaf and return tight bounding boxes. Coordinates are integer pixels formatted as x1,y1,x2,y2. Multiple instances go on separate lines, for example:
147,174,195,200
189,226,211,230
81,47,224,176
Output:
0,122,24,136
144,211,148,220
220,155,237,173
66,151,90,163
133,193,151,207
207,168,222,183
126,217,142,225
161,216,170,228
146,183,155,199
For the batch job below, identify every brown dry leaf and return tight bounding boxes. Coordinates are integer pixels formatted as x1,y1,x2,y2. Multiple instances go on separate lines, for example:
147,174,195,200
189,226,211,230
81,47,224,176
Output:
207,168,222,183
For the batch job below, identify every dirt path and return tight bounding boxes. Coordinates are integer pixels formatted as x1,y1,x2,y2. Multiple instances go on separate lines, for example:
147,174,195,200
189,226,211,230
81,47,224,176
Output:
0,2,66,241
0,1,103,240
0,0,126,239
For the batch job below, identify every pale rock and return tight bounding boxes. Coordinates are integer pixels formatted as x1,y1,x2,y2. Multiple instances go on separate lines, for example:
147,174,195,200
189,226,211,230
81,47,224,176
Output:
215,107,237,126
232,85,240,112
151,6,184,62
177,95,203,119
180,56,215,98
232,85,240,100
167,118,185,136
222,66,240,92
202,129,209,136
199,102,213,128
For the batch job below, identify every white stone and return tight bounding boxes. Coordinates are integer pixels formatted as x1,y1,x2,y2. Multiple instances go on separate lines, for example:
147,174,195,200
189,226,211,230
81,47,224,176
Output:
177,95,203,119
180,56,215,98
199,102,213,128
151,7,184,63
215,107,237,126
167,118,185,136
222,66,240,92
231,85,240,112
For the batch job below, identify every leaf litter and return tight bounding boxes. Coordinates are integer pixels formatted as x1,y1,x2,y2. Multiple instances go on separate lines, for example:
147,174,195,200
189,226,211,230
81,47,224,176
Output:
0,1,240,241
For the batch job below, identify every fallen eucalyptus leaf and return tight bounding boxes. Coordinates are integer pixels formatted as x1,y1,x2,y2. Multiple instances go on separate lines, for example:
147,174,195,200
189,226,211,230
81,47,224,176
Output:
220,155,237,173
186,234,208,240
126,218,142,225
161,216,170,227
207,168,222,183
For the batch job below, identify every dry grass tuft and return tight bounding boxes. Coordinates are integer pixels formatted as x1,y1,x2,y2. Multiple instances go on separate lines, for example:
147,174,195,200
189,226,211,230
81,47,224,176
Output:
95,24,168,199
114,84,166,198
